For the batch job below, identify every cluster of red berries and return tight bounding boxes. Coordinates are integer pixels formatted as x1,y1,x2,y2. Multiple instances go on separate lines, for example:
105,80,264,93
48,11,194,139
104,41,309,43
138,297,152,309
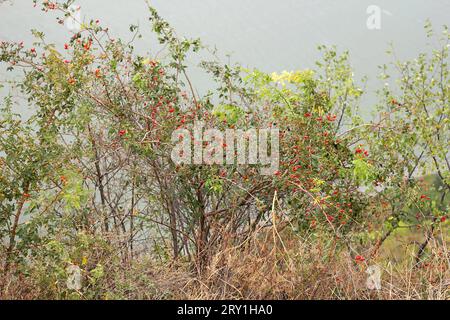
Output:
83,40,92,51
355,146,369,157
42,1,57,11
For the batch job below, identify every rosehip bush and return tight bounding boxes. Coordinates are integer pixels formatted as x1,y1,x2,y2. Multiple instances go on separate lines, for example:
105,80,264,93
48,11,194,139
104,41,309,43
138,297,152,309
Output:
0,0,448,298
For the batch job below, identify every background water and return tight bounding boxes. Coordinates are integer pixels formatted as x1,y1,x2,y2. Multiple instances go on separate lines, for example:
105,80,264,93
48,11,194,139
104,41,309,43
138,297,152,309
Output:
1,0,449,117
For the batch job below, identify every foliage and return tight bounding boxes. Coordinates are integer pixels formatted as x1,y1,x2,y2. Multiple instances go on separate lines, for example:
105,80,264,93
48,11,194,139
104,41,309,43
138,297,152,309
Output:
0,1,448,299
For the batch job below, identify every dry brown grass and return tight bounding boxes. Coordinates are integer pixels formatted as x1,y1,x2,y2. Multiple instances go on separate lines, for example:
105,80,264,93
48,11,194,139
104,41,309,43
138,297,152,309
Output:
168,227,449,300
1,225,448,300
